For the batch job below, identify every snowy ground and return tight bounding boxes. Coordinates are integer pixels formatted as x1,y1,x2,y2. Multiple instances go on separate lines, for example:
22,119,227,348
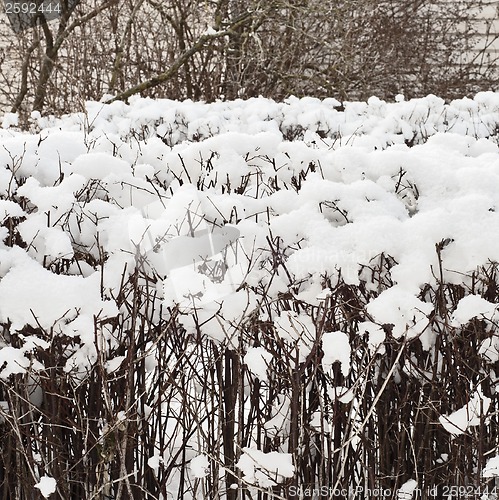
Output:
1,94,499,497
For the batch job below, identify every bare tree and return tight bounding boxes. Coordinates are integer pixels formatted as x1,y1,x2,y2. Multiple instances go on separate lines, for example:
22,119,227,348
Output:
5,0,119,115
0,0,497,118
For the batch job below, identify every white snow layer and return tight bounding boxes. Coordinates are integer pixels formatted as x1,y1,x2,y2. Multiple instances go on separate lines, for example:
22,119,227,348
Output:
190,454,210,478
322,331,351,376
439,388,491,435
147,455,163,474
236,448,294,487
244,347,273,381
397,479,418,499
0,259,117,332
34,476,56,498
483,455,499,477
0,95,499,466
451,295,498,325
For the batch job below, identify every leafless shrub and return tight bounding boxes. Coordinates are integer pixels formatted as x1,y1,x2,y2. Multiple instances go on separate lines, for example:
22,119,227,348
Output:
0,0,498,120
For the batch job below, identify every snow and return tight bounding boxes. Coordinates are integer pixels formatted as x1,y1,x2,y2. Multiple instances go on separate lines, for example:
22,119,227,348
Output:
0,346,31,377
190,454,209,478
366,287,434,344
439,388,491,435
0,200,25,220
322,331,351,377
244,347,272,381
451,295,498,326
309,410,332,433
2,113,18,128
0,257,118,376
236,448,294,487
147,454,163,474
264,395,290,437
357,321,386,354
274,311,316,361
105,356,125,373
2,93,499,494
483,455,499,477
67,152,131,180
479,337,499,363
0,259,117,332
397,479,418,499
34,476,56,498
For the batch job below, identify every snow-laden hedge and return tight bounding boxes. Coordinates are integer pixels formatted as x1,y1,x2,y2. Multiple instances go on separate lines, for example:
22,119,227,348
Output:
1,94,499,498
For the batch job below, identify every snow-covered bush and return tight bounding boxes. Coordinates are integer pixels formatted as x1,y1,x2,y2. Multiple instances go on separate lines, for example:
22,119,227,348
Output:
1,94,499,498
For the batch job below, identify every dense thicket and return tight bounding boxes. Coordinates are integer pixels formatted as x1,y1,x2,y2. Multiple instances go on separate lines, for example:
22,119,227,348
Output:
0,0,498,119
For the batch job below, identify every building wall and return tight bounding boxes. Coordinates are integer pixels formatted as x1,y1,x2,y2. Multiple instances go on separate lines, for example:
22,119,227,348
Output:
457,0,499,61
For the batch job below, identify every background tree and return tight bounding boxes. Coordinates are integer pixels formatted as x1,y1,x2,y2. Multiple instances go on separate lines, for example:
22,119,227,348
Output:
0,0,497,119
